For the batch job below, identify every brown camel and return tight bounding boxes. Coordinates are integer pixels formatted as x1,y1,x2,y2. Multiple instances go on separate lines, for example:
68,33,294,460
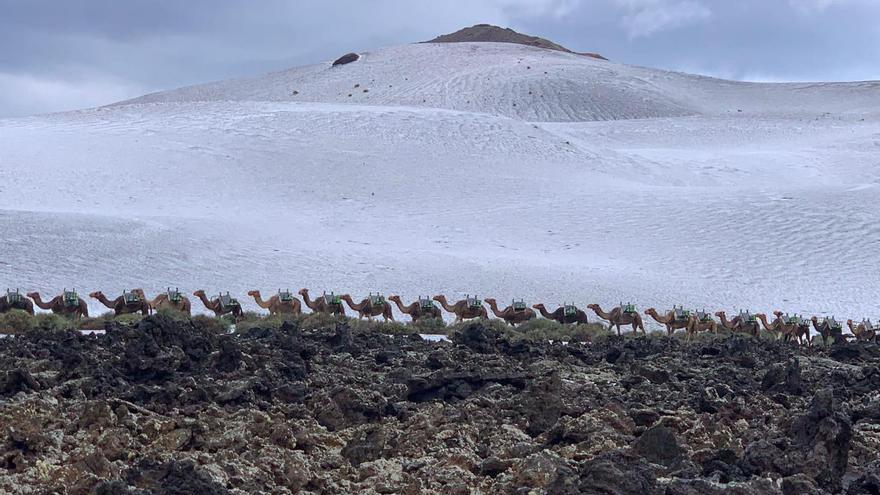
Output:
388,295,442,322
755,313,799,342
644,307,691,336
588,303,645,336
532,303,589,325
148,288,192,315
848,319,876,342
810,316,844,346
1,289,34,315
433,295,488,323
90,290,150,316
340,293,394,321
298,289,345,315
689,311,718,334
771,311,808,345
249,289,301,316
715,311,760,338
27,290,89,320
193,290,243,319
484,298,536,326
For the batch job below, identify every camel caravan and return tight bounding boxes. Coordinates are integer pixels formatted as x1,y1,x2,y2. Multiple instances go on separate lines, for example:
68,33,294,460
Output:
1,287,877,345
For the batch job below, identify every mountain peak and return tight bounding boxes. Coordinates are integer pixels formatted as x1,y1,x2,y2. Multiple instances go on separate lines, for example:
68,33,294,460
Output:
426,24,606,60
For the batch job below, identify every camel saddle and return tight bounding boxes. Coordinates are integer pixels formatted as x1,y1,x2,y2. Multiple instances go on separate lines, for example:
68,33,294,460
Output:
512,299,527,311
63,290,79,308
167,288,182,303
418,297,435,311
826,317,842,330
564,305,578,317
278,290,294,302
695,310,712,322
218,293,239,311
323,292,342,306
783,314,802,325
673,305,691,322
6,289,23,304
864,319,875,331
123,290,142,305
466,296,482,309
738,310,756,323
621,303,636,314
369,294,386,307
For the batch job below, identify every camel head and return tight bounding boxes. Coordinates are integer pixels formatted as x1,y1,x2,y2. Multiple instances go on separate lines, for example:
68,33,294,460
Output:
247,290,260,297
532,303,545,310
26,292,39,299
483,298,497,306
644,308,657,315
773,310,783,318
714,311,725,318
432,295,446,303
387,295,401,303
586,303,599,311
811,315,819,322
298,288,309,297
89,291,104,299
193,290,206,298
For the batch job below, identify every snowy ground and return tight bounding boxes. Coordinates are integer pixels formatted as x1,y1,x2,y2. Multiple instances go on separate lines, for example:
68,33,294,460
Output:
1,42,878,328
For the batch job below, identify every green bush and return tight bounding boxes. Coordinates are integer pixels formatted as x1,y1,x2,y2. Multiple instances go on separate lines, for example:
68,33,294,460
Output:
35,313,75,332
193,315,232,334
0,309,36,334
235,314,300,333
299,312,348,331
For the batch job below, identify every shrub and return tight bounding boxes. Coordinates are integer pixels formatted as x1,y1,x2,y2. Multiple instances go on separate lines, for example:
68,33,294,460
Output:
193,315,232,335
235,314,299,333
34,313,75,332
0,310,36,334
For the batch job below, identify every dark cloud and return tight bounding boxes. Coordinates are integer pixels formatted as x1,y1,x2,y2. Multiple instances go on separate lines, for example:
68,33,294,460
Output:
1,0,878,117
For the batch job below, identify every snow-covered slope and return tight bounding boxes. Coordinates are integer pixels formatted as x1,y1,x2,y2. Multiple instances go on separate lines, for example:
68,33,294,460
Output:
2,41,879,325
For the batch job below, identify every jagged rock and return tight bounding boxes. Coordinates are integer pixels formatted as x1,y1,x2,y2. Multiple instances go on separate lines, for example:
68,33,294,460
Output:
634,425,682,468
332,52,360,66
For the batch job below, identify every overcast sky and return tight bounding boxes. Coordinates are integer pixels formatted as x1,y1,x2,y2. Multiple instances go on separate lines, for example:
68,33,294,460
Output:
1,0,878,118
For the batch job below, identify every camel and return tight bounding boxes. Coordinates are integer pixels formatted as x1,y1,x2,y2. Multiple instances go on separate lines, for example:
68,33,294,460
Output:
433,295,488,323
340,293,394,321
484,298,536,326
715,311,760,338
27,290,89,320
388,295,442,322
193,290,243,319
90,290,151,316
248,289,301,316
689,311,718,334
148,288,192,315
298,289,345,315
755,313,800,343
811,316,844,346
0,289,34,315
644,307,691,336
847,319,877,342
588,303,645,336
532,303,589,325
770,311,809,345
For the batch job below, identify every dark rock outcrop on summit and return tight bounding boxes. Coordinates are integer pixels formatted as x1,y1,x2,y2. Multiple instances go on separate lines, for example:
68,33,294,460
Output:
1,315,879,493
427,23,608,60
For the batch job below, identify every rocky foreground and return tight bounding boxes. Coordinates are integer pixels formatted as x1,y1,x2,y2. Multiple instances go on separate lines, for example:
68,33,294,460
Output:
1,315,880,494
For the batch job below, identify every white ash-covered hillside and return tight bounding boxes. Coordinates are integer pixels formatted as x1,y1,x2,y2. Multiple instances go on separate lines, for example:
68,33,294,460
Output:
1,25,879,323
121,36,880,122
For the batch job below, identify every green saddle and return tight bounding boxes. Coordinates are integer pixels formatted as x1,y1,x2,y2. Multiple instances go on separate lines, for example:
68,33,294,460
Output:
673,305,691,322
123,290,142,305
167,288,182,303
738,311,756,323
218,293,239,310
621,303,637,314
418,297,435,311
324,292,342,306
63,290,79,308
6,289,23,305
564,305,578,317
512,299,527,311
278,290,294,302
466,296,482,309
369,293,386,307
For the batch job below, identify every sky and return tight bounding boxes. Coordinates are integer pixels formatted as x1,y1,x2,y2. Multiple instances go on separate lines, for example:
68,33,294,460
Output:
1,0,879,118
